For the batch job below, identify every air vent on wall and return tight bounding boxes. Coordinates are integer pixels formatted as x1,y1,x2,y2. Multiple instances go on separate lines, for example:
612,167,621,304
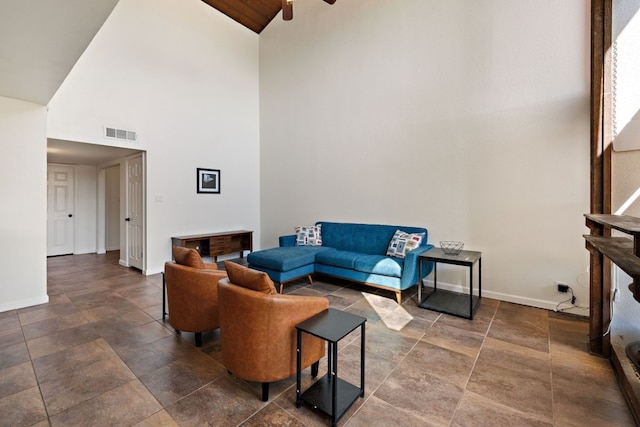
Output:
104,126,137,142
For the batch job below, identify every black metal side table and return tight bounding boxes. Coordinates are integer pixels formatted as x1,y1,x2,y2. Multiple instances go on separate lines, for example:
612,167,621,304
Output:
418,247,482,319
296,308,366,426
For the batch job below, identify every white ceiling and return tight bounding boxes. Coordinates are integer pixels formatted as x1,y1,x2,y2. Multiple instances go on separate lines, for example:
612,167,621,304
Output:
0,0,120,106
48,139,141,166
0,0,142,165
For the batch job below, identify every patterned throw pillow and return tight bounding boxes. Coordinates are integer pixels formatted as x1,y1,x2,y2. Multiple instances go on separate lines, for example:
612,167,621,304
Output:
295,225,322,246
386,230,424,258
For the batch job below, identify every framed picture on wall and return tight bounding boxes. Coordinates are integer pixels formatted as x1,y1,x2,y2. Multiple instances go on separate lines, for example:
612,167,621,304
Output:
197,168,220,194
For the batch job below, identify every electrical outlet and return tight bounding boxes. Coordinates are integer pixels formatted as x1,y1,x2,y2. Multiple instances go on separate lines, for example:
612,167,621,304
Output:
556,281,569,293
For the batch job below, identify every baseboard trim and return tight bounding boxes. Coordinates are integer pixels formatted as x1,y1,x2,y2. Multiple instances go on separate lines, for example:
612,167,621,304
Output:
421,279,588,316
0,295,49,313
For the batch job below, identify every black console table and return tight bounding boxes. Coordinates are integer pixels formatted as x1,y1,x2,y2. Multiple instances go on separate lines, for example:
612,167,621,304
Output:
296,308,366,426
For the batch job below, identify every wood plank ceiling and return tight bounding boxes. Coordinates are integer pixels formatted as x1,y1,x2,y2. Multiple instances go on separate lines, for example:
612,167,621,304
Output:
201,0,336,34
201,0,283,34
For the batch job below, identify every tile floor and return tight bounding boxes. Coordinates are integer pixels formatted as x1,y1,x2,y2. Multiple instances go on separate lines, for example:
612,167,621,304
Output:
0,252,636,426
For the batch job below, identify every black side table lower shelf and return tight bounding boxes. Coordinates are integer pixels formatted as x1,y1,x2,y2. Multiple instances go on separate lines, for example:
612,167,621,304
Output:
299,375,362,419
418,288,481,319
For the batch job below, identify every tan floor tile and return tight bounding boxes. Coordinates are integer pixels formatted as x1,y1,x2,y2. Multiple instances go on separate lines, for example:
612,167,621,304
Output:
487,302,549,353
433,301,497,336
0,311,20,331
553,384,636,426
40,355,137,415
363,322,421,363
49,380,162,426
118,333,206,377
22,311,90,341
404,340,475,388
134,409,180,427
466,337,553,422
26,322,102,359
374,365,463,425
0,386,48,426
451,391,552,427
0,361,38,400
139,352,227,406
0,341,30,370
166,375,266,426
346,395,437,426
421,322,485,359
242,402,307,426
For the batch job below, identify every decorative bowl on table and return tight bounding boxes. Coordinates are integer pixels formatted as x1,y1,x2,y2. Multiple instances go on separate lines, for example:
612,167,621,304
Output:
440,241,464,255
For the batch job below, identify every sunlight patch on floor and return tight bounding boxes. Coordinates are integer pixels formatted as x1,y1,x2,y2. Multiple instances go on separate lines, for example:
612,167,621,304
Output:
363,293,413,331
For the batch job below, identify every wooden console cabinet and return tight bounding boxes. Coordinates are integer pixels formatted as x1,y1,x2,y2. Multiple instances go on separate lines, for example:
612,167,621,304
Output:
171,230,253,262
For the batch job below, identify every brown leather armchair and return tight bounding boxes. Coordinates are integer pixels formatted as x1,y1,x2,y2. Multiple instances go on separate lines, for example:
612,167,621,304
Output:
218,261,329,401
164,246,227,346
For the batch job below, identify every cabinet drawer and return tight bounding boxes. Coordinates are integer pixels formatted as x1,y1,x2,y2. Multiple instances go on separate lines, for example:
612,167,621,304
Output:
210,236,232,256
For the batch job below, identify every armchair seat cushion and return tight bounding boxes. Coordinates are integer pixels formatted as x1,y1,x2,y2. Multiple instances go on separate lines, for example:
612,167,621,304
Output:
353,254,403,278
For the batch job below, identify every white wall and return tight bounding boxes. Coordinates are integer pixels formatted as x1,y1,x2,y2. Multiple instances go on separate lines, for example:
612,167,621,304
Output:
260,0,591,310
0,96,48,311
47,0,261,274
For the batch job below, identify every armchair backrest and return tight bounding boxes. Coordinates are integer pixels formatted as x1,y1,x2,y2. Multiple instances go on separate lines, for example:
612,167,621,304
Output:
164,247,226,333
218,274,329,383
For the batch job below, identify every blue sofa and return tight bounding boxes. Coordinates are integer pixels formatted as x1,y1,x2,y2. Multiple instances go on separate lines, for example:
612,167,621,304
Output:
246,221,434,303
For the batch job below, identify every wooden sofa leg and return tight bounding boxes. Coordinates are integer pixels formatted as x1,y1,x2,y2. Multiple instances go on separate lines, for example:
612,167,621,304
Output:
261,383,269,401
279,282,284,294
307,274,313,285
311,361,319,377
195,332,202,347
395,291,402,305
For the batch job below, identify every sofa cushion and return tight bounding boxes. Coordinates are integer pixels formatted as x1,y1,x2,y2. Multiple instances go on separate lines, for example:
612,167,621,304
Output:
295,225,322,246
385,230,425,258
172,246,205,269
224,261,276,295
247,246,329,272
315,250,362,269
354,255,403,278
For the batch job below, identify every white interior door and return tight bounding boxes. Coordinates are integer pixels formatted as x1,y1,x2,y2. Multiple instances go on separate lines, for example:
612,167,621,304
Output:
47,165,74,256
126,154,144,270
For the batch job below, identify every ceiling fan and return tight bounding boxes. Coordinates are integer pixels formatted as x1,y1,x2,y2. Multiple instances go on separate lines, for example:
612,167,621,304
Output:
282,0,336,21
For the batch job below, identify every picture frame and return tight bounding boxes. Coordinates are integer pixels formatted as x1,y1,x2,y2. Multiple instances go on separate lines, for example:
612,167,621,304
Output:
197,168,220,194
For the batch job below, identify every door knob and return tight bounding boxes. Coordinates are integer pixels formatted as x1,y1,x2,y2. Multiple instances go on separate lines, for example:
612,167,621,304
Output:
125,217,131,222
68,214,73,217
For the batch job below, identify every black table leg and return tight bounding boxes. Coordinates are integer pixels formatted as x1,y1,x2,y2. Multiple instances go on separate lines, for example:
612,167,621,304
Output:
360,323,365,397
296,329,302,408
162,272,166,319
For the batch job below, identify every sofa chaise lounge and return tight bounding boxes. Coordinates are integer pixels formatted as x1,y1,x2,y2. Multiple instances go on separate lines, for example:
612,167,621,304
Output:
247,221,434,303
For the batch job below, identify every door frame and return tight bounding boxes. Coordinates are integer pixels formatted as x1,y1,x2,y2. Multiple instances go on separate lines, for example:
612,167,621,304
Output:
96,152,147,273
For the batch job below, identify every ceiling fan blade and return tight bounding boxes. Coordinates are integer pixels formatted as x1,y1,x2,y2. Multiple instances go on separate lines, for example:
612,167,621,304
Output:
282,0,293,20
